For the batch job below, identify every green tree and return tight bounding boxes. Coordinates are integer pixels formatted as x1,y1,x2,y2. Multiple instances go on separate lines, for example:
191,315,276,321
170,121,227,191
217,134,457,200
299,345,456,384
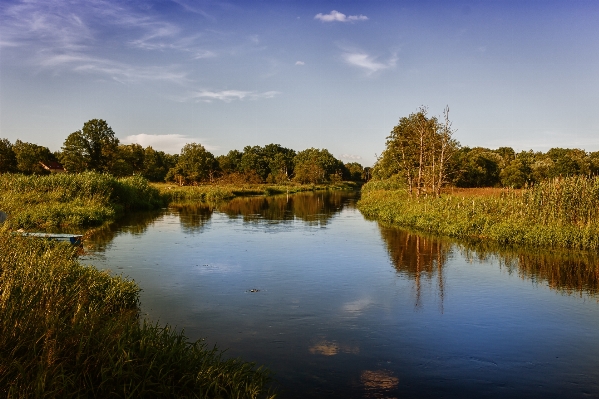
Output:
0,139,17,173
217,150,243,174
240,146,269,182
142,147,172,182
293,148,344,184
12,140,55,175
166,143,219,185
264,144,295,183
373,106,458,196
60,119,119,173
111,144,145,177
344,162,364,181
452,147,502,187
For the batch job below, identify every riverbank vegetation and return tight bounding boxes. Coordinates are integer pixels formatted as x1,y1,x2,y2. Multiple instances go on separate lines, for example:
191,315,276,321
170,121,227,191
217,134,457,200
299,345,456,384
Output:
359,175,599,250
0,172,164,230
0,232,274,398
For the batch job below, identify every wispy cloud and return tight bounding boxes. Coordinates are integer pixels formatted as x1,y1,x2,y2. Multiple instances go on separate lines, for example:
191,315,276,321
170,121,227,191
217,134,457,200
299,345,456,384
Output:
342,51,397,74
122,133,217,154
184,90,280,103
295,61,305,66
315,10,368,23
340,154,362,161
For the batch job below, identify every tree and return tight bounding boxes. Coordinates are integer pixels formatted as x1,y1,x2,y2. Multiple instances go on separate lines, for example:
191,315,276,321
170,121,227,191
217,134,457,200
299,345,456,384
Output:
60,119,119,172
111,144,145,177
293,148,344,184
142,146,172,182
0,139,17,173
344,162,364,181
452,147,501,187
12,140,55,175
166,143,219,185
217,150,243,174
373,106,458,196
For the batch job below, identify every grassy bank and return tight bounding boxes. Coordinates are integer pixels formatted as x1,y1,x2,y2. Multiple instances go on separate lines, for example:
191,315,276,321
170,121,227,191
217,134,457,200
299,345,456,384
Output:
0,232,274,398
358,176,599,250
0,172,165,230
153,181,359,203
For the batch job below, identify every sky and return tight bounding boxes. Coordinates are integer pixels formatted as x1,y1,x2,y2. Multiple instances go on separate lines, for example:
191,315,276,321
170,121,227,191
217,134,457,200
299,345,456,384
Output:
0,0,598,166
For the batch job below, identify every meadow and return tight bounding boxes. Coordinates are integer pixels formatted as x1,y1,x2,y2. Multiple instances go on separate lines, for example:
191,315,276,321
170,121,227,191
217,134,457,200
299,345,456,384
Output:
358,175,599,250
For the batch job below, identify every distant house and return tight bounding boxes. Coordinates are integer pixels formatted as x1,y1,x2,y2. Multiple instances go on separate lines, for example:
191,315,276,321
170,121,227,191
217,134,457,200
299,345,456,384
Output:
40,161,66,173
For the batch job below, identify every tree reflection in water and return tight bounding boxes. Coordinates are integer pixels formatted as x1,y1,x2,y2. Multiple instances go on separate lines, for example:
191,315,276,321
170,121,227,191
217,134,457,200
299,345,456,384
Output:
170,203,214,233
378,223,599,303
216,191,356,226
378,226,448,310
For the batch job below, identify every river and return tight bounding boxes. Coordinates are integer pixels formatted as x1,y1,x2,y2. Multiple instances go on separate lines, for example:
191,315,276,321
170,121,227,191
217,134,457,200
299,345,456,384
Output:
81,191,599,398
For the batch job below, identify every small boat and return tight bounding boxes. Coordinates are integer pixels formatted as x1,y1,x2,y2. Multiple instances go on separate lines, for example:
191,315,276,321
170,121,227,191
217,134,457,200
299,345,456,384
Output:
19,232,83,245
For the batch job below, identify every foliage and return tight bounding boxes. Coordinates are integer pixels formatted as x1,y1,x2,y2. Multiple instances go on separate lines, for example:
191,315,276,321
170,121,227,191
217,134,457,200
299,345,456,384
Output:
239,144,296,183
344,162,365,182
372,106,457,197
0,172,164,230
358,176,599,251
293,148,345,184
11,140,56,175
0,232,274,398
166,143,219,185
60,119,120,173
0,138,17,173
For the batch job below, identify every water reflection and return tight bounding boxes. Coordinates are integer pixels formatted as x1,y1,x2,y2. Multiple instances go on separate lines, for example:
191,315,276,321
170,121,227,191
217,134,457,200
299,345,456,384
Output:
170,203,214,233
378,227,447,309
378,223,599,299
216,191,355,225
309,339,360,356
85,210,164,251
360,370,399,398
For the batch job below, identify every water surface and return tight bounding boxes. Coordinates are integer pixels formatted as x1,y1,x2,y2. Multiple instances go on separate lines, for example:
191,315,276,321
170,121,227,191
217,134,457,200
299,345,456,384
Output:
82,192,599,398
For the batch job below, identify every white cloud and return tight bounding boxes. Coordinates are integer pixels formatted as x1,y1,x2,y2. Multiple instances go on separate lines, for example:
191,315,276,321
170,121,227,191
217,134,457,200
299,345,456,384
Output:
315,10,368,23
295,61,305,66
186,90,280,103
342,51,397,74
122,134,217,154
340,154,362,161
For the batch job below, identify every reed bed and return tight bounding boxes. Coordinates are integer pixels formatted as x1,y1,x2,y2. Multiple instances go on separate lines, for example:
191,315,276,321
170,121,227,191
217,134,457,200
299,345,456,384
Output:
358,176,599,250
153,181,358,203
0,173,165,230
0,231,274,398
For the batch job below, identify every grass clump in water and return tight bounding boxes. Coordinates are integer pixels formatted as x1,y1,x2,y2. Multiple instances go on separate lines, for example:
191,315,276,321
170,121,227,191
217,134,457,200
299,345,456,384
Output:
0,231,274,398
0,172,165,230
358,176,599,251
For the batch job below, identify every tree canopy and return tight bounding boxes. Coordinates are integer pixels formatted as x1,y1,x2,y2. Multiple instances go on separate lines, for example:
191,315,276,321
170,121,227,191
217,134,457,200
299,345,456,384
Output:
60,119,119,173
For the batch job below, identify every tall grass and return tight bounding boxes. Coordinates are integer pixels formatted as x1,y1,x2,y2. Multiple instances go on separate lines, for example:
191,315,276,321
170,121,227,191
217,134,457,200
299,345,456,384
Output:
0,231,274,398
358,176,599,250
154,181,359,203
0,172,165,230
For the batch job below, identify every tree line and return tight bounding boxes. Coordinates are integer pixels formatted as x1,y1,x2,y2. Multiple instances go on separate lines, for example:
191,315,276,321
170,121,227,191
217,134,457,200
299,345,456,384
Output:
373,106,599,195
0,119,369,185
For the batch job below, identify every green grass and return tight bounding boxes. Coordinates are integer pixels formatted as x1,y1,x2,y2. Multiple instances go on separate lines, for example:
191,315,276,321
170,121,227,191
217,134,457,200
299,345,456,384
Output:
0,231,274,398
358,176,599,250
0,172,165,230
153,181,359,203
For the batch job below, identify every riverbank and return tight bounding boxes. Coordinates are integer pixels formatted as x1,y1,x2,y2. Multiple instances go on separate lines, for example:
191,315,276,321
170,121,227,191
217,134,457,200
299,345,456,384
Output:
0,231,274,398
153,181,359,203
357,176,599,251
0,173,359,396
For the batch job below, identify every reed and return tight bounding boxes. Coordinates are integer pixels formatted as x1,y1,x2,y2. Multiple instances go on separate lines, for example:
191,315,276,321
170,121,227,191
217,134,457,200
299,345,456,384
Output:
153,181,358,202
0,173,165,230
358,176,599,250
0,231,274,398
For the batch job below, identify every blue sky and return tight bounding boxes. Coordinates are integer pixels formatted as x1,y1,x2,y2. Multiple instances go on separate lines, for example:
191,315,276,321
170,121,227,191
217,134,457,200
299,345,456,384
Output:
1,0,598,166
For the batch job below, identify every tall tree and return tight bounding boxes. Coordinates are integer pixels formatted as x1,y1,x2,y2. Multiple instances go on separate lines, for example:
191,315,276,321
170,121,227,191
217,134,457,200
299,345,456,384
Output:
374,107,458,196
293,148,344,184
166,143,219,185
12,140,55,175
60,119,119,172
0,139,17,173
